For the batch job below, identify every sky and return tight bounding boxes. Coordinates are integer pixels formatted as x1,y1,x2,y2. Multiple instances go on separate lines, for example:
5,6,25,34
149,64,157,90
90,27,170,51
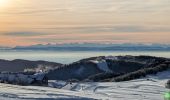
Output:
0,0,170,47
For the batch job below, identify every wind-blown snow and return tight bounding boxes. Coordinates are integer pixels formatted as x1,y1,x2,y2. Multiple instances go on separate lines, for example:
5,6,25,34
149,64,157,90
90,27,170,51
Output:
91,60,112,73
0,70,170,100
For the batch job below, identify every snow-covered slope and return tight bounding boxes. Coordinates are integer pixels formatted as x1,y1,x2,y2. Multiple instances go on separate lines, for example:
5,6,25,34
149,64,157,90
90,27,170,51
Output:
68,72,170,100
1,70,169,100
90,60,112,73
0,83,97,100
47,55,168,81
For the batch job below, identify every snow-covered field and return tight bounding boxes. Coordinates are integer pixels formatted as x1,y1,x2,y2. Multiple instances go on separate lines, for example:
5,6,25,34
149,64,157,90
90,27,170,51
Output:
0,70,170,100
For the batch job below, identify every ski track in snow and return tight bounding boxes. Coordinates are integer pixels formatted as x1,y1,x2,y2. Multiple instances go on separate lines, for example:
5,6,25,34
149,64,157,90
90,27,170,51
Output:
0,70,170,100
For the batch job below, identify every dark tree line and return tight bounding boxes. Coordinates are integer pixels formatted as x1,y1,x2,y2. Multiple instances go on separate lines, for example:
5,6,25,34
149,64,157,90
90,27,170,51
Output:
112,63,170,82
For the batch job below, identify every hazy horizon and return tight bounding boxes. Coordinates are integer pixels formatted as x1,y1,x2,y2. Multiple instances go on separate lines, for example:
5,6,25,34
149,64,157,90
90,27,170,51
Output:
1,42,170,48
0,0,170,47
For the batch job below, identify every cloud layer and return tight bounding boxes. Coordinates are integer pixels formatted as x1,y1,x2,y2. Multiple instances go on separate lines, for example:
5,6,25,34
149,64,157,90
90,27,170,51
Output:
0,0,170,46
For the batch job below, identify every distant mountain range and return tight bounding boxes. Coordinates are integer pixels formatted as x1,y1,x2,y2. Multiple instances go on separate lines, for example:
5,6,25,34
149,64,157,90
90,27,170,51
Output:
5,43,170,51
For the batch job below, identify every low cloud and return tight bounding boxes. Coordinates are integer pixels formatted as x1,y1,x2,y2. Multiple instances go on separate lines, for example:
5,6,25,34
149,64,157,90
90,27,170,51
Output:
1,8,71,15
2,25,170,38
25,25,170,33
4,32,47,37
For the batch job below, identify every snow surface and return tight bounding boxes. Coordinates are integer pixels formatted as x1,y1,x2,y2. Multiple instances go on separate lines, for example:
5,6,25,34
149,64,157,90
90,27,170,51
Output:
105,56,118,60
0,70,170,100
0,72,46,85
32,72,46,81
48,80,67,89
91,60,112,73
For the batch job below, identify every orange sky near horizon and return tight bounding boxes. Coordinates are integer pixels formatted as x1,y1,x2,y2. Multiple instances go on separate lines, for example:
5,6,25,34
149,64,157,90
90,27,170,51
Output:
0,0,170,46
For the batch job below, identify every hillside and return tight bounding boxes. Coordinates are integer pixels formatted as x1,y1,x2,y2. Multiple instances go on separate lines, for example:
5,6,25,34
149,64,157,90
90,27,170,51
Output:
47,55,170,81
0,55,169,82
0,70,170,100
0,59,62,72
0,55,170,100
